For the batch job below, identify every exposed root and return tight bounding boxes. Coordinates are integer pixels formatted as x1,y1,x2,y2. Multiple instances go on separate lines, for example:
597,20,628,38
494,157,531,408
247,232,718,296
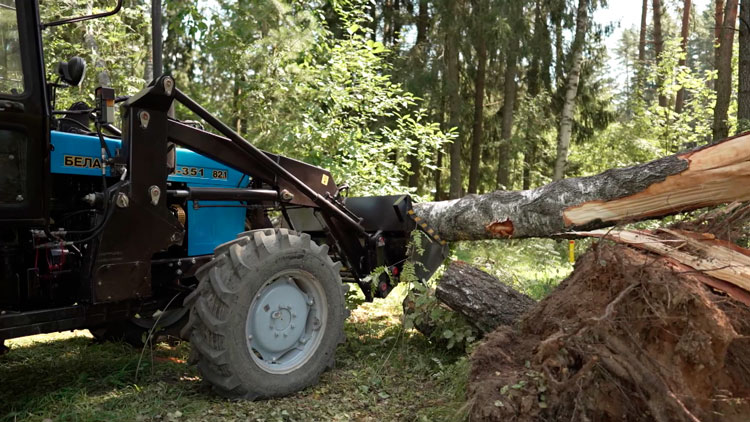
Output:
468,244,750,422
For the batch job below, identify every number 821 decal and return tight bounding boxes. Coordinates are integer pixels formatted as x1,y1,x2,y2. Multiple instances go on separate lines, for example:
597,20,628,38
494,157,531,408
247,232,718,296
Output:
174,166,228,180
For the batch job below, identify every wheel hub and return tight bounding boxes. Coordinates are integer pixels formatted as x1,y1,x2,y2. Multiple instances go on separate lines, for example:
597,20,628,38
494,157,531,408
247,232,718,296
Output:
247,274,323,371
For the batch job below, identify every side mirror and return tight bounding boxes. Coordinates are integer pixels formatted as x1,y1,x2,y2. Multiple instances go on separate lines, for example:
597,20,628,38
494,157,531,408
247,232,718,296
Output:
57,57,87,87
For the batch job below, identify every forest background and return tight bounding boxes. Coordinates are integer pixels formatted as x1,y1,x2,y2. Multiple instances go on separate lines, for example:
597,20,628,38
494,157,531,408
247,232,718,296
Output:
43,0,747,203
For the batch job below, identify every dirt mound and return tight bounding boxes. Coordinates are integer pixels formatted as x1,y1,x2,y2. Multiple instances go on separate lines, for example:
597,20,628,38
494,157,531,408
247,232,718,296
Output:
468,243,750,422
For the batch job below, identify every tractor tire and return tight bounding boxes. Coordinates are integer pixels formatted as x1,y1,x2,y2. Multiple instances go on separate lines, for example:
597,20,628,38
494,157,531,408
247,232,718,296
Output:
181,228,347,400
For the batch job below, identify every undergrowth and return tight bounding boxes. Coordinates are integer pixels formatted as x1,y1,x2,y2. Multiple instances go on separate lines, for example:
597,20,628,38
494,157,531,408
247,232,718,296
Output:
0,285,469,422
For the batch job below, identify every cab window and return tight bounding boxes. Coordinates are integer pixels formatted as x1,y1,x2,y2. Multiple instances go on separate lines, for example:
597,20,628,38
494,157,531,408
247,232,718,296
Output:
0,1,23,95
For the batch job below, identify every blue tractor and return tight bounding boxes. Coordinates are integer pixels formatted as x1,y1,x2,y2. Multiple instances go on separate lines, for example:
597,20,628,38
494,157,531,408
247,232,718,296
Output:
0,0,446,399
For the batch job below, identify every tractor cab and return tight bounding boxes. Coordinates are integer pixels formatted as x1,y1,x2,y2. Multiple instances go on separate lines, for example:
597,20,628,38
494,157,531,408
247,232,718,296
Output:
0,0,49,225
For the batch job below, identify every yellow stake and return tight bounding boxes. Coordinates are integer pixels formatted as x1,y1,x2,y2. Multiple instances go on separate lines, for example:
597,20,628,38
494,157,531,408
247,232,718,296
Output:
568,240,576,263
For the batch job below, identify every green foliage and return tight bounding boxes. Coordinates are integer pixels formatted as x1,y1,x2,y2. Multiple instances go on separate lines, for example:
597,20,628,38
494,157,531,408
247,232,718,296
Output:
572,37,718,176
454,239,573,301
403,279,479,351
173,0,453,196
40,0,152,108
643,37,717,153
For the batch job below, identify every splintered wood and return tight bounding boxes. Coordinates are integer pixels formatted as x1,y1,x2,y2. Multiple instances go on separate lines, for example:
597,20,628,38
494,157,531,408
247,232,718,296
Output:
578,228,750,305
564,133,750,226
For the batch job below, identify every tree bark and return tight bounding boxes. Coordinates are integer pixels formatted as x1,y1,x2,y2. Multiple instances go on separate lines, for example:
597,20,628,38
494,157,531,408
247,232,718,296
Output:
434,93,446,201
713,0,739,141
468,0,487,194
552,1,565,83
639,0,648,63
675,0,692,114
446,4,463,199
496,37,518,190
436,261,535,333
408,0,430,191
553,0,588,181
716,0,726,67
739,0,750,131
414,132,750,242
653,0,668,108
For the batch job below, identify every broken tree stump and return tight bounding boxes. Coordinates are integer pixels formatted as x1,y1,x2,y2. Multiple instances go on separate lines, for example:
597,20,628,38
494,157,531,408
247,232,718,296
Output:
436,261,535,334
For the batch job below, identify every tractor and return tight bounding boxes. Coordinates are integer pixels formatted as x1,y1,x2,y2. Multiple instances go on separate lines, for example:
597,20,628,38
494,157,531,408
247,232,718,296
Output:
0,0,446,399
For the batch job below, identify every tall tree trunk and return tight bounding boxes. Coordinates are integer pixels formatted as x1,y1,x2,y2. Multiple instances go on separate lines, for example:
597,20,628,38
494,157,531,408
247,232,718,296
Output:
497,38,519,189
713,0,740,141
653,0,668,108
383,0,394,45
717,0,726,67
553,4,565,83
524,1,546,190
675,0,692,114
639,0,648,63
408,0,430,191
435,81,447,201
393,0,402,45
370,1,378,42
553,0,588,181
446,6,463,199
468,5,487,194
739,0,750,131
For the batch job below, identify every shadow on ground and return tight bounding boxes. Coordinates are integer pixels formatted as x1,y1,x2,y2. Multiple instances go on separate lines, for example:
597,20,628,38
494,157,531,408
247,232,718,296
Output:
0,298,469,422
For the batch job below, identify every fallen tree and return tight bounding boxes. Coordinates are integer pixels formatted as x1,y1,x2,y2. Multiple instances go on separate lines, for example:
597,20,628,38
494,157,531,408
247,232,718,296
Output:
414,132,750,241
435,261,535,333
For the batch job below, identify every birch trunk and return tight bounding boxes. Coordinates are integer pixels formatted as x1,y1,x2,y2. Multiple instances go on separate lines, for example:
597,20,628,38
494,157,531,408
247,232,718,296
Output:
553,0,588,181
414,132,750,242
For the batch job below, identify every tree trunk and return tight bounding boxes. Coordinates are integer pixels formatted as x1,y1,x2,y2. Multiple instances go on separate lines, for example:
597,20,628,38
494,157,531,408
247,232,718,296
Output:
446,7,463,199
713,0,739,141
408,0,430,191
653,0,668,108
675,0,692,114
496,37,518,190
716,0,726,67
434,93,446,201
739,0,750,131
639,0,648,63
468,0,487,194
383,0,394,45
370,1,378,42
414,131,750,241
553,0,588,181
435,261,535,334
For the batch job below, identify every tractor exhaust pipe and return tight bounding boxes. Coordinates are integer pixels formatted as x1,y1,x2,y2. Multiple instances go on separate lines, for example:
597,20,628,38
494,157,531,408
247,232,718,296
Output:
152,0,163,78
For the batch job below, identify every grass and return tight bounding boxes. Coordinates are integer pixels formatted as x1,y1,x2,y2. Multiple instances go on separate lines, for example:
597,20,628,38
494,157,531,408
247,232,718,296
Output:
453,238,575,300
0,285,469,422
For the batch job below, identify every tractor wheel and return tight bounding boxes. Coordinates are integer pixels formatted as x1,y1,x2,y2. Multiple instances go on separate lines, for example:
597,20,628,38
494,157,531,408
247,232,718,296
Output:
181,228,347,400
90,308,188,348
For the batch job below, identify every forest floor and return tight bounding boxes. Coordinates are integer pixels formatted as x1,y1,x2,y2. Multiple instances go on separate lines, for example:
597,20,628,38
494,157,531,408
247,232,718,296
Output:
0,286,469,422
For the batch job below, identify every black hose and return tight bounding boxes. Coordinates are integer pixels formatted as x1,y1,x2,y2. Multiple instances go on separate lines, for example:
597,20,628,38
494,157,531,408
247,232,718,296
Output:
56,117,93,133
